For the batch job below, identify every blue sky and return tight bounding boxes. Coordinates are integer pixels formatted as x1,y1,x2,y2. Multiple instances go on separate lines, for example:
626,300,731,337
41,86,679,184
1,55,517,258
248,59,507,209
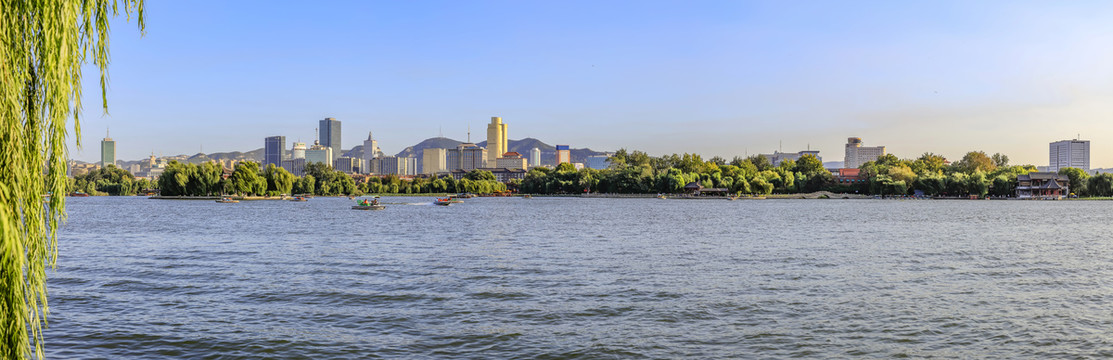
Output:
74,1,1113,167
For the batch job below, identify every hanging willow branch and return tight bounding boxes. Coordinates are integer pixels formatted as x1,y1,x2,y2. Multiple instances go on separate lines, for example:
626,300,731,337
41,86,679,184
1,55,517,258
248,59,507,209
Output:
1,1,144,359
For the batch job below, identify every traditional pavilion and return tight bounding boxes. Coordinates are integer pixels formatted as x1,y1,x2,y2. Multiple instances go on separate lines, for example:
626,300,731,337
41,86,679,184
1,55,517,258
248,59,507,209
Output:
1016,172,1071,199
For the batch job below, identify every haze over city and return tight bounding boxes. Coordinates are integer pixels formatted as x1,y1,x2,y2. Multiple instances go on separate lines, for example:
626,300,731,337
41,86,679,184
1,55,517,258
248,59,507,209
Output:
72,0,1113,167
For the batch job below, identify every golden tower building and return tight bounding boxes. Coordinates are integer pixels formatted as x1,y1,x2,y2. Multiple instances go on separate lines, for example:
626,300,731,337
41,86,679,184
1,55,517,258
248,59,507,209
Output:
486,116,508,168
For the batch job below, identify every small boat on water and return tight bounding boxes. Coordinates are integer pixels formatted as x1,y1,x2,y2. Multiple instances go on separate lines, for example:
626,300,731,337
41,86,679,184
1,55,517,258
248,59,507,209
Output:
216,197,239,203
69,191,90,197
434,197,462,206
522,194,532,199
657,194,667,199
352,198,385,210
290,196,308,202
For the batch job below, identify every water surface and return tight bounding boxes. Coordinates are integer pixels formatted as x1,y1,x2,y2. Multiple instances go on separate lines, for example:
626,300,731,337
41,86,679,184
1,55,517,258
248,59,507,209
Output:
47,197,1113,358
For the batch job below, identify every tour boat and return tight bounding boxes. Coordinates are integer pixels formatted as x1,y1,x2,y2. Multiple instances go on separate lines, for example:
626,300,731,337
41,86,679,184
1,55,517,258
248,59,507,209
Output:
216,197,239,203
434,197,460,206
352,198,385,210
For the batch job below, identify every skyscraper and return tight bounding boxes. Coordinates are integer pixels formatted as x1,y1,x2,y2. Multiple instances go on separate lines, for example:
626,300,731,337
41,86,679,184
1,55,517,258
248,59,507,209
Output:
486,116,508,168
530,147,541,167
1049,139,1090,171
100,129,116,167
844,137,885,169
264,136,286,168
318,117,342,163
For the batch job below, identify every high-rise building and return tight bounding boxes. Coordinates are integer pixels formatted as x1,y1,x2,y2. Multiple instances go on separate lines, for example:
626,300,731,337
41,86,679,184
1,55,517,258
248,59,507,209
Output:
405,157,418,176
486,116,509,167
291,141,307,159
318,117,342,163
305,140,333,166
100,129,116,167
530,147,541,167
372,156,408,175
362,132,381,174
555,145,571,165
446,143,487,171
1049,139,1090,171
496,152,528,170
264,136,286,168
423,148,447,175
844,137,885,169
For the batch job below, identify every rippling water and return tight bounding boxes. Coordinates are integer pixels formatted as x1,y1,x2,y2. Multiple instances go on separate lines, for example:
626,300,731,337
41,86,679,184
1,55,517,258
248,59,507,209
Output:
45,197,1113,358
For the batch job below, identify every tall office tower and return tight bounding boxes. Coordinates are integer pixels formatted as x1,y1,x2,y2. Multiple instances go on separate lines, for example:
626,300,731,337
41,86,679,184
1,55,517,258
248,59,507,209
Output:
530,147,541,167
362,132,381,174
101,129,116,167
843,137,886,169
1049,139,1090,171
291,142,307,159
318,117,342,162
555,145,571,164
486,116,508,167
264,136,286,168
423,148,447,175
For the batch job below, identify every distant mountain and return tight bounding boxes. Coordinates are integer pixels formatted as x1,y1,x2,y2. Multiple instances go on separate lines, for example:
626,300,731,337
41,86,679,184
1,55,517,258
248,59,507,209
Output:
114,148,264,169
393,137,465,158
187,148,264,164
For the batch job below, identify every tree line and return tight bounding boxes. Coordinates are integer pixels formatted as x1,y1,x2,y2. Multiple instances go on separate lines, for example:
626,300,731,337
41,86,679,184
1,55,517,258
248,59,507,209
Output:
513,149,1113,197
126,161,506,196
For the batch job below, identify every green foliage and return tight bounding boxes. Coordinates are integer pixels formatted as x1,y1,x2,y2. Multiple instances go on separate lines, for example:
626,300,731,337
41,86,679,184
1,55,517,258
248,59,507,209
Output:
72,165,139,195
464,169,496,181
263,164,295,196
3,1,145,358
230,161,266,196
952,151,997,174
1087,173,1113,197
1058,167,1090,196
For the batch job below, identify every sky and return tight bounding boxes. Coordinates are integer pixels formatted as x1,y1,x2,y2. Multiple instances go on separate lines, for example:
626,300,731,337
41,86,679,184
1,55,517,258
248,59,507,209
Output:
72,0,1113,167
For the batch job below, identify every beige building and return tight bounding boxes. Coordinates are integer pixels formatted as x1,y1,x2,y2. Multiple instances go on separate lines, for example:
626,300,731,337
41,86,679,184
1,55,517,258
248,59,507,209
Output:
486,116,508,168
496,152,527,170
844,137,885,168
305,140,333,166
422,148,447,175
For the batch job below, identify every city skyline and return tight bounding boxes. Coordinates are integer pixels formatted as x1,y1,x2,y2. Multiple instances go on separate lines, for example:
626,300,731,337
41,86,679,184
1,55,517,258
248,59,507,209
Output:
69,1,1113,167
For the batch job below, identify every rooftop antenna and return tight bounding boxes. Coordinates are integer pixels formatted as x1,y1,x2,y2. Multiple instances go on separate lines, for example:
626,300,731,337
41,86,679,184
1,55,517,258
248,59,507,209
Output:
439,126,443,138
467,124,471,143
779,140,782,153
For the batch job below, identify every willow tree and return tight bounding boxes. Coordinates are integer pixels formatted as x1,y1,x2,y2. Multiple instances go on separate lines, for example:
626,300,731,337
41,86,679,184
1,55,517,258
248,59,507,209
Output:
1,2,143,359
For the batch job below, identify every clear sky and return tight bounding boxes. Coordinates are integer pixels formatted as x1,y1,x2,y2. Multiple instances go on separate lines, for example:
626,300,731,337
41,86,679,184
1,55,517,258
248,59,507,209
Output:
73,0,1113,167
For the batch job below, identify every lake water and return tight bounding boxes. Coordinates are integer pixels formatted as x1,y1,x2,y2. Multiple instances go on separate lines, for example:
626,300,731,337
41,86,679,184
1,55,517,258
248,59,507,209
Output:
46,197,1113,358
